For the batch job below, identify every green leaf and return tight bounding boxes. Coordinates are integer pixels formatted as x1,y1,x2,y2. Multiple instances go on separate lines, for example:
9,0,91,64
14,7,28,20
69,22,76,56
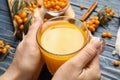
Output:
24,14,32,34
0,52,8,62
18,10,31,14
12,0,19,15
18,0,23,10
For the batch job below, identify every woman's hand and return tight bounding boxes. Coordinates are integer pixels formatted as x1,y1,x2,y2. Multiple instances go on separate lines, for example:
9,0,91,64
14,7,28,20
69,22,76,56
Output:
52,37,102,80
1,17,43,80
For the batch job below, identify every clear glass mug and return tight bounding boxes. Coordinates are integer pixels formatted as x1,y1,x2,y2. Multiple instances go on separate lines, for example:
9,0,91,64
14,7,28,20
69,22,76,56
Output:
37,16,90,74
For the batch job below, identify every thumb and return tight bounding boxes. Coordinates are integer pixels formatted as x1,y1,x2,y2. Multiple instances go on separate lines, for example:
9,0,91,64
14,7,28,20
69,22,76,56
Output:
70,37,101,69
26,17,43,39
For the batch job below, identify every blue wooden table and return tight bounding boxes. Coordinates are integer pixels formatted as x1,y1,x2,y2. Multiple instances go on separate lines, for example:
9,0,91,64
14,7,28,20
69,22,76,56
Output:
0,0,120,80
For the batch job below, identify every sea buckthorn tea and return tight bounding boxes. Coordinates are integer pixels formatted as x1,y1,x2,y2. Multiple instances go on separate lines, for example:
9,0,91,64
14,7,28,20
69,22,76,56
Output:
37,16,90,74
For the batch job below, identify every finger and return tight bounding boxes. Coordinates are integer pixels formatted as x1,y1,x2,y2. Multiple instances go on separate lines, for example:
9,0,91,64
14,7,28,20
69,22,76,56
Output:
70,37,101,69
87,55,101,79
26,17,43,39
88,54,100,69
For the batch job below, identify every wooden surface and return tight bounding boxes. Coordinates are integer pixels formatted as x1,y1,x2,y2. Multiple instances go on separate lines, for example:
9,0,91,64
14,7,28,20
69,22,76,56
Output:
0,0,120,80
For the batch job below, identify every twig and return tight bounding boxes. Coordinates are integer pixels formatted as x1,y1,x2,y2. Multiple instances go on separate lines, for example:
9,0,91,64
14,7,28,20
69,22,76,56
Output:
80,1,98,21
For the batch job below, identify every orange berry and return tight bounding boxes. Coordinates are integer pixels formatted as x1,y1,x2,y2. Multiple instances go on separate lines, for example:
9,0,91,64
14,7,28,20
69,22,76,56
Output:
5,44,11,49
23,7,29,10
109,10,115,17
1,48,7,54
0,40,4,45
95,16,99,20
105,7,111,13
60,2,66,8
23,17,28,23
91,19,96,24
33,5,37,9
20,12,27,19
87,21,93,26
113,61,120,66
14,15,21,20
107,32,112,38
92,24,98,29
88,26,95,32
55,5,60,10
51,1,55,6
18,12,22,17
83,21,87,25
95,20,100,25
101,32,107,38
80,5,85,10
19,24,25,30
30,7,34,13
89,17,94,21
17,18,23,25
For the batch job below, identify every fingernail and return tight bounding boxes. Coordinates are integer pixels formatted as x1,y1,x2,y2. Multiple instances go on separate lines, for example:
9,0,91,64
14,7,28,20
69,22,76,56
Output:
91,37,101,50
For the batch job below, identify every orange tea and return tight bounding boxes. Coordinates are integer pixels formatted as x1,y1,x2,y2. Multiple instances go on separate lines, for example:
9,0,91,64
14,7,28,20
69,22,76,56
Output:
37,17,89,74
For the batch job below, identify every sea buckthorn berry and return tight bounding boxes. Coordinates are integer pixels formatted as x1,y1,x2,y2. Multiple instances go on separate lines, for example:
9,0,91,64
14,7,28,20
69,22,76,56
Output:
1,48,7,54
61,2,66,8
91,19,96,24
19,24,25,30
17,18,23,25
105,7,111,13
94,20,100,25
5,44,11,49
88,26,95,32
51,1,55,6
109,10,115,17
0,40,4,45
18,12,22,17
23,17,28,23
30,7,34,13
23,7,29,10
80,5,85,10
113,61,120,66
101,32,107,38
44,0,68,11
20,12,27,19
89,17,94,21
14,15,21,20
92,24,98,29
107,32,112,38
33,5,37,9
95,16,99,20
87,21,93,26
55,5,61,10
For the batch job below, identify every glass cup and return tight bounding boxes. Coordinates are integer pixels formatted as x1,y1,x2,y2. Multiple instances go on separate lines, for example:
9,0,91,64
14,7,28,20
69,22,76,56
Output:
43,0,70,16
37,16,90,74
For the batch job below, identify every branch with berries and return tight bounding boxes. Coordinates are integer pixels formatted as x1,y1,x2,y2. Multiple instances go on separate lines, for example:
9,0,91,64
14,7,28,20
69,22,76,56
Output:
9,0,42,40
